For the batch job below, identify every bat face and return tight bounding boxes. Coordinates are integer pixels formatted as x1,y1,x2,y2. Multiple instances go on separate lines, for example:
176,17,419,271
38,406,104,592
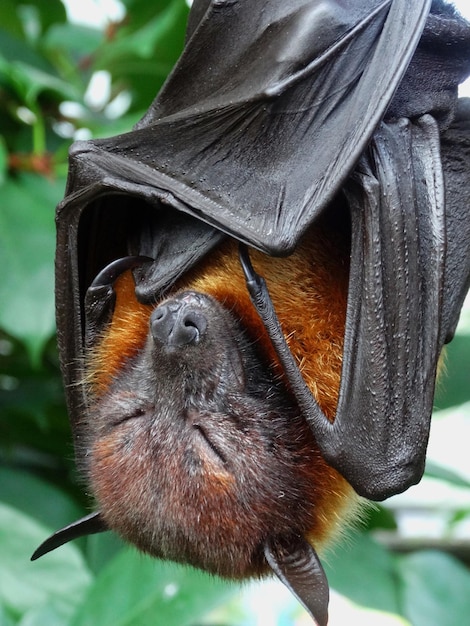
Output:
84,213,356,579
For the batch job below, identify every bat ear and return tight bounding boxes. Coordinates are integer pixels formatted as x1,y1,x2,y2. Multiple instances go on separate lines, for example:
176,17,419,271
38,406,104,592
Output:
264,534,329,626
31,511,108,561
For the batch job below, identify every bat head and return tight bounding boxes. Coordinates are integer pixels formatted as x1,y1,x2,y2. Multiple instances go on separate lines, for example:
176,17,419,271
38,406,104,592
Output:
83,250,354,578
88,289,311,576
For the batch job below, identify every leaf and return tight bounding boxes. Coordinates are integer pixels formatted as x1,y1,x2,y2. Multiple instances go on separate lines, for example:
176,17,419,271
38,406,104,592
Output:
0,503,92,621
18,605,67,626
0,135,7,184
0,606,15,626
0,335,72,463
96,0,185,64
0,1,25,40
94,0,188,112
19,0,67,35
434,334,470,410
0,173,65,362
0,27,57,73
0,57,80,107
44,22,103,62
324,532,400,615
86,111,144,139
71,549,237,626
397,550,470,626
0,0,66,44
84,532,126,575
425,459,470,489
119,0,187,34
362,504,398,531
0,468,83,532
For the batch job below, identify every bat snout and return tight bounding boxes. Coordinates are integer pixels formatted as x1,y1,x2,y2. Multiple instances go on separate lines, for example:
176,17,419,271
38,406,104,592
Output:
151,292,208,347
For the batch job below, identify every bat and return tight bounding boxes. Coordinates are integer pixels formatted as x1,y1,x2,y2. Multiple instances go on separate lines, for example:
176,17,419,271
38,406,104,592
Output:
31,1,470,624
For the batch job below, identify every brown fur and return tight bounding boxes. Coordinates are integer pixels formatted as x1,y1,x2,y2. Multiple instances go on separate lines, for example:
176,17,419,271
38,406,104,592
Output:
86,212,358,578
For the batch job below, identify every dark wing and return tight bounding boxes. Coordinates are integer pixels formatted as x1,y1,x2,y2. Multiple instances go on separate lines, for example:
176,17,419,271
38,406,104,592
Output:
240,8,470,499
440,100,470,342
61,0,430,254
56,0,431,447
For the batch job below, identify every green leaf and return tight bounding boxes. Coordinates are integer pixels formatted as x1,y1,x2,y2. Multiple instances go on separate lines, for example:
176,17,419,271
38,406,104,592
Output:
362,504,398,531
397,551,470,626
0,503,92,621
0,606,15,626
0,468,83,532
0,0,66,44
94,0,188,112
19,0,66,35
0,135,7,184
71,549,237,626
434,334,470,409
0,27,57,73
44,22,103,62
0,173,65,362
0,1,25,40
0,57,80,107
325,532,400,615
119,0,187,34
0,337,72,463
449,508,470,527
18,605,67,626
84,532,126,575
0,0,66,51
109,1,185,59
86,111,144,139
425,459,470,489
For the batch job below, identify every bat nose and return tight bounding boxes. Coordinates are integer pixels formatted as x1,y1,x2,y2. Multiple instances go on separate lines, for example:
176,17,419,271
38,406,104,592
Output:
151,295,208,347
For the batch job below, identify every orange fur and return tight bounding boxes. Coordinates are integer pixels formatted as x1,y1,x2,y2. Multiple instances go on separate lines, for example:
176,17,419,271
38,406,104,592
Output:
89,271,150,393
177,229,349,422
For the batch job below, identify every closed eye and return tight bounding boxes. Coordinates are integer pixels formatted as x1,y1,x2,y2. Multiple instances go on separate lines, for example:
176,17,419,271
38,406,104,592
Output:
111,407,146,427
193,424,227,465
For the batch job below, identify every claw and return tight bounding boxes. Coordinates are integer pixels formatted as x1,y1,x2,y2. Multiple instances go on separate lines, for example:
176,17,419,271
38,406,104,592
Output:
85,255,154,347
31,511,108,560
265,534,329,626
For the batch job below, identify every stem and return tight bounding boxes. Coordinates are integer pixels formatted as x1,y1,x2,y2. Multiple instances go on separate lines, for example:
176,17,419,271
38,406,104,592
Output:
32,109,46,155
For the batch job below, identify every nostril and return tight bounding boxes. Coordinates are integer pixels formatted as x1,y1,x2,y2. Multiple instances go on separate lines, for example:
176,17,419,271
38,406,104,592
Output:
152,307,166,322
171,310,207,345
182,311,207,336
151,303,173,344
151,302,207,347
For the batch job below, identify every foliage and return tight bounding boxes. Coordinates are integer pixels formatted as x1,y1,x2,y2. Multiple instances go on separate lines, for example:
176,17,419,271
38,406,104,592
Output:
0,1,469,624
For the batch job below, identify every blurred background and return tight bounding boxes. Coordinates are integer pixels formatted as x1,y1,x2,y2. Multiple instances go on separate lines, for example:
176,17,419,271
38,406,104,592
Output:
0,1,469,624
